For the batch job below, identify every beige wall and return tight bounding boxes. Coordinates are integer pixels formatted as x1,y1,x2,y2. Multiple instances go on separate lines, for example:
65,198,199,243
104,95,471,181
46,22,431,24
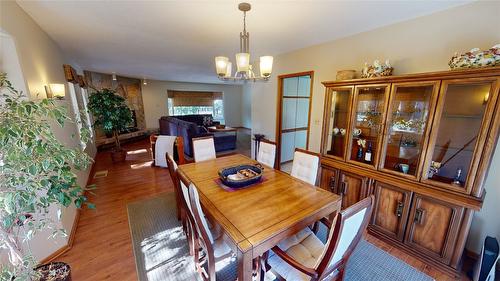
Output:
141,79,243,128
242,84,252,129
247,1,500,253
0,1,96,261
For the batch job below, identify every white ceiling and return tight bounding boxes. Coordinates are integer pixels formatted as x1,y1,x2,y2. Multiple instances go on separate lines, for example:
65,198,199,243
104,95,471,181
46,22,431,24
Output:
18,0,471,84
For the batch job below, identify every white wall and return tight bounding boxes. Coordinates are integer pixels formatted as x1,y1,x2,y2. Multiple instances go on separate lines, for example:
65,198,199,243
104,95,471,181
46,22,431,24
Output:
141,79,243,128
0,1,96,262
241,84,252,129
247,1,500,254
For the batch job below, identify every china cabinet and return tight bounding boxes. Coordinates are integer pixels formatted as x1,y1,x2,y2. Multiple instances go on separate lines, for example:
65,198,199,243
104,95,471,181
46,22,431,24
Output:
320,66,500,276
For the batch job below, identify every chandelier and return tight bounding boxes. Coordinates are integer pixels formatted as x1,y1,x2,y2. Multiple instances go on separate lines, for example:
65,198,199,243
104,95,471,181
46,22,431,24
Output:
214,3,273,82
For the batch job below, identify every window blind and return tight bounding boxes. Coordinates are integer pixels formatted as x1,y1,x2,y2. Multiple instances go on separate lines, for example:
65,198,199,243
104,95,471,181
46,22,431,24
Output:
167,90,223,107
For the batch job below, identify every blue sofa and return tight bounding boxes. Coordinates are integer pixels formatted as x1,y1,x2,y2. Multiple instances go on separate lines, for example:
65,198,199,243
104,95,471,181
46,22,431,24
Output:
159,115,236,157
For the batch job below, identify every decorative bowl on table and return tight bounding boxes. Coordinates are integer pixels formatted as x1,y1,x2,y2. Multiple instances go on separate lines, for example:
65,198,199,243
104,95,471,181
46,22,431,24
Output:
218,164,263,188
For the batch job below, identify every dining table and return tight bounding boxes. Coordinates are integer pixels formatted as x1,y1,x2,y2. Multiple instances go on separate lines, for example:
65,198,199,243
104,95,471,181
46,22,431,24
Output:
177,154,342,281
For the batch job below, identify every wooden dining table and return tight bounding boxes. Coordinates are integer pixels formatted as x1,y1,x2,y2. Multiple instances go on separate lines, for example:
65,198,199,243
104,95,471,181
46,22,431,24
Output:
177,154,341,281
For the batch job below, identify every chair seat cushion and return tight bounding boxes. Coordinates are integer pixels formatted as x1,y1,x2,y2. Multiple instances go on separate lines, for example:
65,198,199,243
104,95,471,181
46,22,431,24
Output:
213,236,232,260
268,227,325,281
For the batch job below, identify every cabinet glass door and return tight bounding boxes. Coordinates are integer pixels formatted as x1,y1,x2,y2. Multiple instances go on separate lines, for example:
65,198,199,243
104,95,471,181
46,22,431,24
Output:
348,84,390,168
322,87,353,160
380,82,439,178
422,79,498,193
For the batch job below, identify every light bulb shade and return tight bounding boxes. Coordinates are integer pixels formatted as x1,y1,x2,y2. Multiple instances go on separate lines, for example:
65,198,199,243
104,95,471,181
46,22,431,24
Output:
215,56,229,76
225,62,232,78
236,53,250,72
49,83,65,98
260,56,273,77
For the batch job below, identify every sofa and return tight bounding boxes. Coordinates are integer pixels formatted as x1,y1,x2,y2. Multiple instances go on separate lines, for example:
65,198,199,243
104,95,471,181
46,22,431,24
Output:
159,115,236,157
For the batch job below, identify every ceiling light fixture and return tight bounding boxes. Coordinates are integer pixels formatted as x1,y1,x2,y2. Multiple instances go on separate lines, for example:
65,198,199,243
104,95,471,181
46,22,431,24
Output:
112,72,117,81
214,2,273,82
142,78,147,85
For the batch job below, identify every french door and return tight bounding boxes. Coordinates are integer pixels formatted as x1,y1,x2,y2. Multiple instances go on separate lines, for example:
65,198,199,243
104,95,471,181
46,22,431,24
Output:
276,71,314,170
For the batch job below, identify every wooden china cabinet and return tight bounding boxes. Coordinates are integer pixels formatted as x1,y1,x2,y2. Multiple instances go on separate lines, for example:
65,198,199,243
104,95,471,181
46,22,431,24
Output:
319,67,500,276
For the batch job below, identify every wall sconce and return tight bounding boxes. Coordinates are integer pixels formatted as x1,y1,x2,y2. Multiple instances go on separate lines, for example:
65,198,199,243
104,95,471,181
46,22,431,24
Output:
45,83,65,99
112,72,117,81
142,78,147,85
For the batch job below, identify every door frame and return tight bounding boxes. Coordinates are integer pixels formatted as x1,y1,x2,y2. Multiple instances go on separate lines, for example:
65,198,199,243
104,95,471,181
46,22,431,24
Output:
275,71,314,169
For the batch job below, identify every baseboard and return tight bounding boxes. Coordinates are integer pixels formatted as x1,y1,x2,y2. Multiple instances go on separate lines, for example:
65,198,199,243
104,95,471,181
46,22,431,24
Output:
39,161,95,265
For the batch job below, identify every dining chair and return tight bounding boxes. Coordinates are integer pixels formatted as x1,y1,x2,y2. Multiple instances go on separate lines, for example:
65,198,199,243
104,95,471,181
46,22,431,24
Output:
188,182,234,280
257,139,277,168
264,195,374,281
192,136,217,163
290,148,320,185
151,135,185,167
166,152,197,256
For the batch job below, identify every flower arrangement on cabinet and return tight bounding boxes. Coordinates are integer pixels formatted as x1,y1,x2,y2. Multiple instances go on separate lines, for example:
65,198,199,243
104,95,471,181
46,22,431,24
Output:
361,59,393,78
449,44,500,69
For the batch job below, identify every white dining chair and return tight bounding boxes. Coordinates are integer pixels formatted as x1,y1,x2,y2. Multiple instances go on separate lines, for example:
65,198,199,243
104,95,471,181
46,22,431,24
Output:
192,136,216,162
265,196,374,281
188,183,234,281
257,139,277,168
290,148,320,185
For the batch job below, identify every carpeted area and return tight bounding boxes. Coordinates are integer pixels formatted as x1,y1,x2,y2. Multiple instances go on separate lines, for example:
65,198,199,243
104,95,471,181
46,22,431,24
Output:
127,193,434,281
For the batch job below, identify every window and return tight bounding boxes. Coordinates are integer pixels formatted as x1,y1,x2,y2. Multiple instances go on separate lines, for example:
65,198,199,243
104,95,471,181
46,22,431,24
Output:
167,91,224,124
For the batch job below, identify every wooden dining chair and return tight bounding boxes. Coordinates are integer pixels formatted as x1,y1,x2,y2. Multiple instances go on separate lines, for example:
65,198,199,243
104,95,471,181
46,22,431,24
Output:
264,196,374,281
192,136,217,163
257,139,277,168
151,134,185,166
290,148,320,185
166,153,196,256
188,182,234,281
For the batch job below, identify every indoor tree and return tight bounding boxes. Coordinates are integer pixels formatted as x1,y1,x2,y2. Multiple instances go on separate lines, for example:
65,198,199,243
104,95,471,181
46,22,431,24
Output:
87,88,132,162
0,73,94,280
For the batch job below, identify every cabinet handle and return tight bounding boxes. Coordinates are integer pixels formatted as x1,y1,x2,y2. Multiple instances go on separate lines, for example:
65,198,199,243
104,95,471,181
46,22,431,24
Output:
395,201,404,218
329,177,336,191
414,208,425,225
340,182,348,195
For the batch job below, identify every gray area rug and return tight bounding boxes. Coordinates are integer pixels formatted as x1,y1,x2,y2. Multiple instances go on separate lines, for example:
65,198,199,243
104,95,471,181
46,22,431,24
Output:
127,193,433,281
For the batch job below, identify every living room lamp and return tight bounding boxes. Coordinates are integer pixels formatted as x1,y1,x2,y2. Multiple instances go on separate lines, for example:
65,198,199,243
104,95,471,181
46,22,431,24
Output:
214,3,273,82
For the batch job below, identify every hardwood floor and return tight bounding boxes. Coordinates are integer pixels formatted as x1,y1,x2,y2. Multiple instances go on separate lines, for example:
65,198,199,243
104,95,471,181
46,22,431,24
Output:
59,139,471,281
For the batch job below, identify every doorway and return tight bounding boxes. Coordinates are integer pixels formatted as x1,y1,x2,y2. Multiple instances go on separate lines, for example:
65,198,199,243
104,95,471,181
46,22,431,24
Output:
276,71,314,172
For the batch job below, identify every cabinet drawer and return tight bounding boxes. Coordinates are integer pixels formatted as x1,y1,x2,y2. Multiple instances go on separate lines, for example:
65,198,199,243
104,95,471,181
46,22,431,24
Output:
371,182,412,241
404,194,464,264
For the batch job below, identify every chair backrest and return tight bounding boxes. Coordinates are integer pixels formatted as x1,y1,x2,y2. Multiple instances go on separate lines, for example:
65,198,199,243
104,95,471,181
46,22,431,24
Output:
192,136,216,162
188,183,215,244
166,153,190,219
290,148,320,185
315,195,374,279
151,135,185,166
257,139,277,168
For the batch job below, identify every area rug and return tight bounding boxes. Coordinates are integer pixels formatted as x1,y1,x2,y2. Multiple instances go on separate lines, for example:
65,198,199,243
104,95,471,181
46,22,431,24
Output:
127,193,434,281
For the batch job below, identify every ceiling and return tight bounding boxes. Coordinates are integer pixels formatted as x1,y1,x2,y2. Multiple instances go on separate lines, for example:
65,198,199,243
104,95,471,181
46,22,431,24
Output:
18,0,471,84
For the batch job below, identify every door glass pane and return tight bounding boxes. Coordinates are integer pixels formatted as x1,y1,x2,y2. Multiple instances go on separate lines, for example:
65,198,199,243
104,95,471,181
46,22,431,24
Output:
280,131,295,162
294,130,307,149
383,85,434,176
350,86,387,165
283,77,298,97
427,82,491,187
282,98,297,130
297,76,311,97
326,89,350,158
295,99,309,128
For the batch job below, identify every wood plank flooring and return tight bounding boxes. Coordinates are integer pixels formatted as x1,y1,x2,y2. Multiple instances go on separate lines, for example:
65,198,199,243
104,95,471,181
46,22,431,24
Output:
59,139,471,281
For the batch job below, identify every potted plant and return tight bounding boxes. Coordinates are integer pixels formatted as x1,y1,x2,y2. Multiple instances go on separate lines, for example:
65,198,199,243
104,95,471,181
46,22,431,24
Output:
0,73,94,280
87,88,132,162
